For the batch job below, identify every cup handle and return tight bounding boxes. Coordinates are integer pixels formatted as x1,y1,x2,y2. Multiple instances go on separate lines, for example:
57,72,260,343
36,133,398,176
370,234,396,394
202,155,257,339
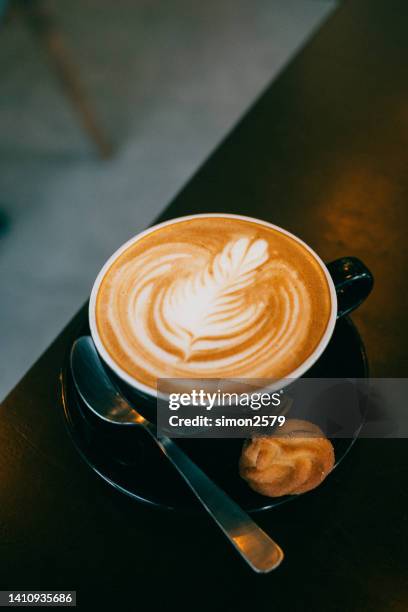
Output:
326,257,374,318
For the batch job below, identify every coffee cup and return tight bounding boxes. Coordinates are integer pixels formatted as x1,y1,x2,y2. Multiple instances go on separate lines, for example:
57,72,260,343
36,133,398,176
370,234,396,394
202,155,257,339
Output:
89,213,373,405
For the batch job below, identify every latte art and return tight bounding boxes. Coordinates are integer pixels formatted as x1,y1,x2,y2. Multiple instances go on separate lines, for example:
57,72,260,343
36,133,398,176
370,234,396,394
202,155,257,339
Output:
157,237,269,362
94,216,332,390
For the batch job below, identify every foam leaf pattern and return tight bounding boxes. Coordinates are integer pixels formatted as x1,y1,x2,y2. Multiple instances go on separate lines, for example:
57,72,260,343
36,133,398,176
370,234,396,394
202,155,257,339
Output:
159,238,269,360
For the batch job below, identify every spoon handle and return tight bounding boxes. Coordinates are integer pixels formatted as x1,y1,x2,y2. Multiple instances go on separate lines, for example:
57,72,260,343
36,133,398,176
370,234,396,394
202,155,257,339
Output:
145,426,284,573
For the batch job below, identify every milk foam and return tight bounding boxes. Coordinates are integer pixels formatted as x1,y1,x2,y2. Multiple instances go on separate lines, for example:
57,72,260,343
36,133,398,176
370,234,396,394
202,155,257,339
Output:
95,217,332,389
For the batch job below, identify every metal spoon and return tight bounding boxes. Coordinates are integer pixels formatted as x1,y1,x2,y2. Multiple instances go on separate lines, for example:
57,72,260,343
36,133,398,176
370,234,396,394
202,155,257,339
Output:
70,336,284,573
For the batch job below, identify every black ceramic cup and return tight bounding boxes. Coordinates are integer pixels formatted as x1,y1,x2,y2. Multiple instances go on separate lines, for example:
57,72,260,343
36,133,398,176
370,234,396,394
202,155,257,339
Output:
88,215,374,418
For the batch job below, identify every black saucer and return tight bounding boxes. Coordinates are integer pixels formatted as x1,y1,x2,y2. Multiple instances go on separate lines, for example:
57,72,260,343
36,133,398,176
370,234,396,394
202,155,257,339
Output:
60,316,368,513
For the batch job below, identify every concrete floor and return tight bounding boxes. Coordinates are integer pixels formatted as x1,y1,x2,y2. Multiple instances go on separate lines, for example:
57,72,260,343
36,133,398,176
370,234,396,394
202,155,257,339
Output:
0,0,335,400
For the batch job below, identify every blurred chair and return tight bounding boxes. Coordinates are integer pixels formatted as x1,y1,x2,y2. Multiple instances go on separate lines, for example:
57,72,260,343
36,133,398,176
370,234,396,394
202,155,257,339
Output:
2,0,113,158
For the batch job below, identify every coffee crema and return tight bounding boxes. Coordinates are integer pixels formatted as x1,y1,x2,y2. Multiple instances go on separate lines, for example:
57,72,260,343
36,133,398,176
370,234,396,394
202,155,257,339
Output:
94,216,332,390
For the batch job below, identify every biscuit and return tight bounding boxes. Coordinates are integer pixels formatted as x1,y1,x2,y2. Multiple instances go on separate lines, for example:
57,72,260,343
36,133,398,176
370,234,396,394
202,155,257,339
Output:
239,419,335,497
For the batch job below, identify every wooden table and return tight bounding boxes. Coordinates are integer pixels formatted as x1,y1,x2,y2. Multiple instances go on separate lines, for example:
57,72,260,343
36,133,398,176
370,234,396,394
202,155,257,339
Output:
2,1,408,609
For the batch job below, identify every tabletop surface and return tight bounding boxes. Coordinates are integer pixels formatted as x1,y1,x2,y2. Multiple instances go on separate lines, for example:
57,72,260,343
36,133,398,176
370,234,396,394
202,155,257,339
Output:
2,1,408,609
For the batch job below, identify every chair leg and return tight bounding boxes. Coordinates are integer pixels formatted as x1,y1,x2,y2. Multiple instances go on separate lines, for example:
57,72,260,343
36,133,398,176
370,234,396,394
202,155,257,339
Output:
16,0,113,159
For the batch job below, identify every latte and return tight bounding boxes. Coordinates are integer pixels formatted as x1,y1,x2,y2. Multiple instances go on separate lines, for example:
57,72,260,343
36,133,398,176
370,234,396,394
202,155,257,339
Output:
93,216,333,392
